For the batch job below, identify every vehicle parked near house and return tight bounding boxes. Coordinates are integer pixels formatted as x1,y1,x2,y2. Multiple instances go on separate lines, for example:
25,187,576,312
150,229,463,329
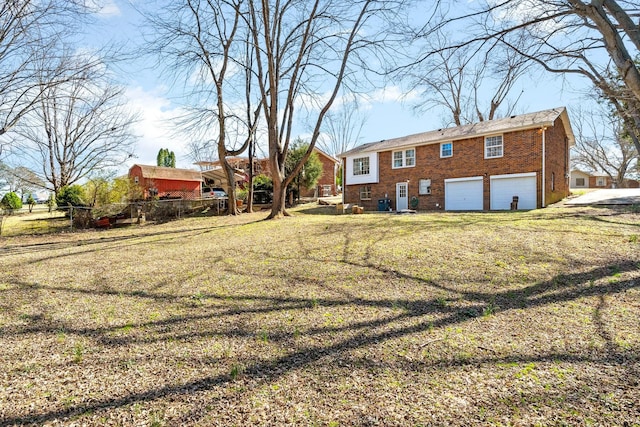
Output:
202,187,228,198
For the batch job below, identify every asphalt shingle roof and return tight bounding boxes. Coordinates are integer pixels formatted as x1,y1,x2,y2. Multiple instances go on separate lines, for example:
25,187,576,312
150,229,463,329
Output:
132,165,203,181
339,107,574,157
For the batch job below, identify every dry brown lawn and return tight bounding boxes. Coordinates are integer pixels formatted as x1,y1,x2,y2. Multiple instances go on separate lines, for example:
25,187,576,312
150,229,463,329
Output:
0,205,639,426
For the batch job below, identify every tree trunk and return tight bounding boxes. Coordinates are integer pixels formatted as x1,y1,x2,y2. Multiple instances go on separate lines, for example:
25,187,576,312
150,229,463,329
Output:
223,159,239,216
268,148,290,219
246,138,255,214
268,176,289,219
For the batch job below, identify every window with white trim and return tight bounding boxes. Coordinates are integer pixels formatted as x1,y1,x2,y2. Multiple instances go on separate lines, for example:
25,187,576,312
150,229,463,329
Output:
484,135,503,158
360,185,371,200
596,177,605,186
419,179,431,195
134,176,139,184
440,142,452,158
353,157,370,176
392,148,415,168
576,177,585,186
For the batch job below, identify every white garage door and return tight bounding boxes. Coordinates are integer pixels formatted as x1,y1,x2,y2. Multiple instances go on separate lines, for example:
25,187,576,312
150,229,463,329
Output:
490,173,537,210
445,177,484,211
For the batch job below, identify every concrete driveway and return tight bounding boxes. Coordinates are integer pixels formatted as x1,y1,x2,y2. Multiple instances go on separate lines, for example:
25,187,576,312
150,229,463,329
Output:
565,188,640,205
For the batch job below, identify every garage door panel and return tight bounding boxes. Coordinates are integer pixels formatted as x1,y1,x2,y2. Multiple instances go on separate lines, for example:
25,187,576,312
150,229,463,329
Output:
445,178,483,211
490,174,537,210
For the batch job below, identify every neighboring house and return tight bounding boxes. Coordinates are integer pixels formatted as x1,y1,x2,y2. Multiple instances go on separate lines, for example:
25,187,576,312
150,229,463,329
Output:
340,107,575,211
196,158,271,178
196,148,340,198
570,169,612,189
571,169,639,189
299,148,340,198
128,164,203,200
570,169,592,189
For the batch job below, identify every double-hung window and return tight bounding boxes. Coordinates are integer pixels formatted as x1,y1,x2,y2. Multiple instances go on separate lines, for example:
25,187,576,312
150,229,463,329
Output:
360,185,371,200
440,142,453,158
353,157,370,176
485,135,503,158
392,148,415,168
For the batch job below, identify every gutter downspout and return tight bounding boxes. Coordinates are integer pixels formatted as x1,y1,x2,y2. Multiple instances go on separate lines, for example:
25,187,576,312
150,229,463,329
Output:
341,158,345,205
541,127,546,208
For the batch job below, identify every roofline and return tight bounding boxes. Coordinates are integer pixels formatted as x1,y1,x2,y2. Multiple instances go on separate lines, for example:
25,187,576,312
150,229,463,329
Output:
129,164,203,180
312,147,340,163
340,107,575,157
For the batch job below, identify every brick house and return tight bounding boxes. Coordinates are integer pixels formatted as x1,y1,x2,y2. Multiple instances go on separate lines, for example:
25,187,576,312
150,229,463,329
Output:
340,107,575,211
570,169,612,189
196,157,271,178
196,148,339,198
299,148,340,198
128,164,203,200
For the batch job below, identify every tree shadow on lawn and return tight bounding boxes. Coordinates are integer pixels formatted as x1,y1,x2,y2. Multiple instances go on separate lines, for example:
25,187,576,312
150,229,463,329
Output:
297,208,639,246
2,255,639,425
0,217,262,264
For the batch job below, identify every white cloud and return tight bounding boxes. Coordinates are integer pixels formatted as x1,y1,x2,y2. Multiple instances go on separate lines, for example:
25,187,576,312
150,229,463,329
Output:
358,86,420,108
123,86,194,171
89,0,121,18
487,0,563,33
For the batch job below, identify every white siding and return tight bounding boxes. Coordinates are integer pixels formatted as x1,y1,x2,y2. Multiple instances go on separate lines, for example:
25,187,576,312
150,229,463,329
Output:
344,153,378,185
570,171,590,188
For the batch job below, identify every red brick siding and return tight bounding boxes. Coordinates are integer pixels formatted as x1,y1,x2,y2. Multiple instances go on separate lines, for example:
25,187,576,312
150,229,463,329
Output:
300,153,337,197
588,176,612,188
316,154,337,196
344,123,570,211
129,165,201,200
544,117,571,204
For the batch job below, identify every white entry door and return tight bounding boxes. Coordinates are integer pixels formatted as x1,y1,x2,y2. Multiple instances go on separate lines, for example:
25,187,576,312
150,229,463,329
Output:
396,182,408,211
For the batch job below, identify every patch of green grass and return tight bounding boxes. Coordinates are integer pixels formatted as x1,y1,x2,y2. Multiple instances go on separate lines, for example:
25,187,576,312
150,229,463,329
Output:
149,411,164,427
515,363,538,380
230,363,244,381
435,296,448,308
0,209,68,236
117,323,135,333
72,342,84,364
482,299,499,317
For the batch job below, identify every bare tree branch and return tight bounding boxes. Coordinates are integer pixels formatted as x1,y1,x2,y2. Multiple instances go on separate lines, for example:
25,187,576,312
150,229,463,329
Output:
572,105,638,185
13,62,138,194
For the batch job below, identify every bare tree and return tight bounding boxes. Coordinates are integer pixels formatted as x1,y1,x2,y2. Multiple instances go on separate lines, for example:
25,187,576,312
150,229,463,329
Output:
0,163,44,196
186,139,219,167
14,65,138,194
0,0,92,157
572,106,638,186
248,0,401,218
411,1,640,152
399,24,528,126
319,95,368,157
144,0,401,218
143,0,262,215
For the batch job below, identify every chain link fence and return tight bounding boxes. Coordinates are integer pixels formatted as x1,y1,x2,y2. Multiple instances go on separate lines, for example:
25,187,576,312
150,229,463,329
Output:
0,197,230,236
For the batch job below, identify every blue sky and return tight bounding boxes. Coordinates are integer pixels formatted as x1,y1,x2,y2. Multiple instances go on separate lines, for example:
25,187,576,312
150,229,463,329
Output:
88,1,593,172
